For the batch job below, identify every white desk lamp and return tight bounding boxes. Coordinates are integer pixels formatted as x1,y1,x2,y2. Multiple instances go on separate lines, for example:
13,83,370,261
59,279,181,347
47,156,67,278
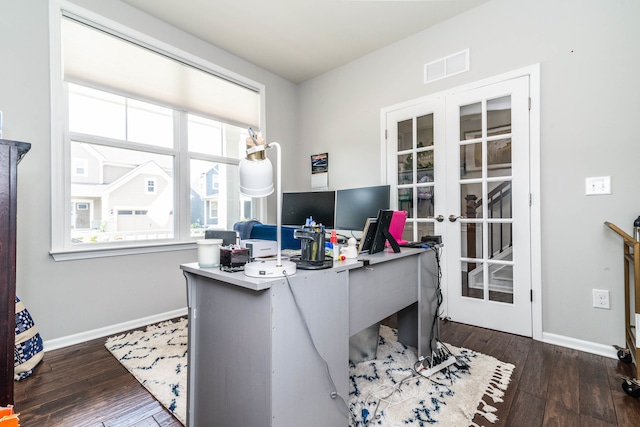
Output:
239,134,296,277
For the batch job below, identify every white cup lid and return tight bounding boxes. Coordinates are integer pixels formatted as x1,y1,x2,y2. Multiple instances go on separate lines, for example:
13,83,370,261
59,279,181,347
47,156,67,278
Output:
197,239,223,245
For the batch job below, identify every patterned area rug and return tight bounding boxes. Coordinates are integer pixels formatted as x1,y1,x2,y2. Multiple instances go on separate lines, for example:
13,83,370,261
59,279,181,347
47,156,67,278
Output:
105,318,188,425
349,325,514,426
105,318,514,427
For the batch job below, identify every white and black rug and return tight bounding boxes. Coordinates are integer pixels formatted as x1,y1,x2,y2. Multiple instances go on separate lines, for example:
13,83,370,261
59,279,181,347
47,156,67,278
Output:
105,318,188,425
105,318,514,427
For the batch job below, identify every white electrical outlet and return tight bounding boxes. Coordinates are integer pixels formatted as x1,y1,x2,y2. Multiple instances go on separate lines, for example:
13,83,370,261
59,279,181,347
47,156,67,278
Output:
593,289,610,309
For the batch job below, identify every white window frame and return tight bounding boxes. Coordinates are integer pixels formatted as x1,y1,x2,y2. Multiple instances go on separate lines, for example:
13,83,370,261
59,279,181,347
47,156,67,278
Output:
49,1,267,260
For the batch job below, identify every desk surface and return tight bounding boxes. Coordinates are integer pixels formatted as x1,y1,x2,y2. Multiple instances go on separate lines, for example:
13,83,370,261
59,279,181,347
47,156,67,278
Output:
180,246,425,291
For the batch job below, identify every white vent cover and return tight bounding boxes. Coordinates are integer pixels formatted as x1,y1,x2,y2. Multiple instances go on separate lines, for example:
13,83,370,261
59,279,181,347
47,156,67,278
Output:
424,49,470,84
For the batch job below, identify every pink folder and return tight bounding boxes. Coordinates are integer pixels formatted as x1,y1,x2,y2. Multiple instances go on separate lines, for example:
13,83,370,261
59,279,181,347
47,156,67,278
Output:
387,210,408,246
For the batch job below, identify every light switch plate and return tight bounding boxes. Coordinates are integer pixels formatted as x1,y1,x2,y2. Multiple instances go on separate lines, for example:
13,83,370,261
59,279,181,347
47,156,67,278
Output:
585,176,611,195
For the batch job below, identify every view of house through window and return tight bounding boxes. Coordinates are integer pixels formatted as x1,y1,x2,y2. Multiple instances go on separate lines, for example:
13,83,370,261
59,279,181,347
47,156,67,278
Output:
56,13,262,253
67,84,253,246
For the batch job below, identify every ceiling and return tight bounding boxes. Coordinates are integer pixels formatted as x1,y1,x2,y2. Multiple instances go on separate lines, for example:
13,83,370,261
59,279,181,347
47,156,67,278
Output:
119,0,489,84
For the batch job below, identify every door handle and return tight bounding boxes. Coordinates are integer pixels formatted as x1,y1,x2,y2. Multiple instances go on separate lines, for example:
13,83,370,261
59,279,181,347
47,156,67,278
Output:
435,215,445,222
449,214,465,222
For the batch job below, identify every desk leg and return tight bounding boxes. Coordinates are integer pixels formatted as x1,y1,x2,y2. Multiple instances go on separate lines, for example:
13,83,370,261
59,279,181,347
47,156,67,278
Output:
397,303,418,349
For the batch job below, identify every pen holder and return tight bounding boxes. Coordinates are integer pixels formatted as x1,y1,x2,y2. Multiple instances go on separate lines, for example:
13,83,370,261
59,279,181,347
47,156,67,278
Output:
294,226,326,262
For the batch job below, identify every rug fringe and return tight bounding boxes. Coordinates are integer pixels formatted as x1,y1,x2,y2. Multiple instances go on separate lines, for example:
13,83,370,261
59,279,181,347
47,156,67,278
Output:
470,361,516,426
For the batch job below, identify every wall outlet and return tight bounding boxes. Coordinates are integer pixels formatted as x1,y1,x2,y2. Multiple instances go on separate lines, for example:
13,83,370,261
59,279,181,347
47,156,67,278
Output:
593,289,610,309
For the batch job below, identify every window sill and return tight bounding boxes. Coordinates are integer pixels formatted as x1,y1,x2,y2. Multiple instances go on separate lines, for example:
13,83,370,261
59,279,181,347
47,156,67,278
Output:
50,241,196,261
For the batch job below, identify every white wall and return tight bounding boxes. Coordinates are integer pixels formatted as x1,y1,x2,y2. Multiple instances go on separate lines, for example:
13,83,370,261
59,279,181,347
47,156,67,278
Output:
0,0,299,343
297,0,640,348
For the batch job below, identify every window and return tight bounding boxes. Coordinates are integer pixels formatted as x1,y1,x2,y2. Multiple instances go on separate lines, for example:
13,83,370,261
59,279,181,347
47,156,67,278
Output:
209,201,219,220
145,178,157,194
51,10,264,259
73,159,87,176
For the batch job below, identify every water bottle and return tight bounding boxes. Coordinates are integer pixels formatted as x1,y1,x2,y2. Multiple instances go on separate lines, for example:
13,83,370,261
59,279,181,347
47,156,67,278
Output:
634,215,640,242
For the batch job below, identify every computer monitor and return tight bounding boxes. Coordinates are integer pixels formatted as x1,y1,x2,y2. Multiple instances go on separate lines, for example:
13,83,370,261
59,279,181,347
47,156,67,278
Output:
335,185,390,231
369,209,401,254
281,191,336,228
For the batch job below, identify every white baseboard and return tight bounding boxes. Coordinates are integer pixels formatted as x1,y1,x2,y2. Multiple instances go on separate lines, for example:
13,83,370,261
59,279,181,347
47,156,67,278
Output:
43,307,188,352
542,331,618,359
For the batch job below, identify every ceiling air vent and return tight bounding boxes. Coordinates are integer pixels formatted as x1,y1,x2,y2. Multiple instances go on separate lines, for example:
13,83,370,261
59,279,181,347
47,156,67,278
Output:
424,49,470,84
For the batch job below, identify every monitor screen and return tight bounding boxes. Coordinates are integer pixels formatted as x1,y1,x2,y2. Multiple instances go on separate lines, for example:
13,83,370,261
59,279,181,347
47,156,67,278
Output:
335,185,390,231
281,191,336,228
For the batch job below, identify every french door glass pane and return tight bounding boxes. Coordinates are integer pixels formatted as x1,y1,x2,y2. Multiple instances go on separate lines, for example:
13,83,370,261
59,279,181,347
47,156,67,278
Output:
417,114,434,147
397,119,413,151
488,222,513,258
487,138,512,177
488,181,512,219
460,182,482,218
460,142,482,179
398,188,413,218
487,96,511,134
460,102,481,140
398,153,412,184
488,263,514,303
461,260,483,300
461,222,483,259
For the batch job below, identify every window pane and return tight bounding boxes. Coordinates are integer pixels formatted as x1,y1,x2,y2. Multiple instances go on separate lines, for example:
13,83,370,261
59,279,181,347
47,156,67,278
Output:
487,96,511,136
416,114,434,147
189,159,244,237
460,102,481,141
398,153,413,184
460,182,482,218
460,142,482,179
188,114,223,155
461,222,483,259
68,83,125,140
397,119,413,151
127,99,173,148
70,141,174,244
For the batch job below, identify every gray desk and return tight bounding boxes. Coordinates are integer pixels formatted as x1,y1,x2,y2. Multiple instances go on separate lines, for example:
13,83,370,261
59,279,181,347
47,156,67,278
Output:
181,247,438,427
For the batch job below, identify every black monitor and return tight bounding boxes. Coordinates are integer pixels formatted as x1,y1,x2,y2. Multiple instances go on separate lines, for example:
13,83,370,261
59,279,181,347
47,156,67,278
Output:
281,191,336,228
369,209,400,254
335,185,390,231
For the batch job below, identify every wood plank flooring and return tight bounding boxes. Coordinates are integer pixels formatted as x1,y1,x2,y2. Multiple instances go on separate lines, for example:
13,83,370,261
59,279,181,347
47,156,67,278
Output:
11,320,640,426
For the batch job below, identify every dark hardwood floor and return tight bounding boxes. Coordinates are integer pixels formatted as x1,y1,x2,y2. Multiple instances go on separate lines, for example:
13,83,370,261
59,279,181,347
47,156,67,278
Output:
12,320,640,426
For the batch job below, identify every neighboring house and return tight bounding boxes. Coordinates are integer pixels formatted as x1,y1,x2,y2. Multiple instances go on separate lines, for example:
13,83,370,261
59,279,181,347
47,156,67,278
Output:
190,165,221,228
70,142,176,242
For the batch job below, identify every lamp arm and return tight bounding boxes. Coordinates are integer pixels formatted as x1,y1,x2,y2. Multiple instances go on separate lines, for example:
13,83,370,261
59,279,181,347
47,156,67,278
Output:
268,142,283,267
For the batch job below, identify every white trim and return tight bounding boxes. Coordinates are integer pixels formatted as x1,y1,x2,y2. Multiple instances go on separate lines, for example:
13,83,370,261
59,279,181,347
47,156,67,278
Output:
42,307,188,352
543,332,617,360
50,241,195,261
528,64,542,341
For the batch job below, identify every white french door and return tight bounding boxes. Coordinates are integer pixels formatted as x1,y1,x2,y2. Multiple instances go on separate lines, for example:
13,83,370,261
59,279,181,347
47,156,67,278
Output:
445,76,531,336
384,74,533,337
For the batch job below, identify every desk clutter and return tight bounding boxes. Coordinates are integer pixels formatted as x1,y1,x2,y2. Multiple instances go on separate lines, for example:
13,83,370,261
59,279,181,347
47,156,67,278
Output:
199,210,434,272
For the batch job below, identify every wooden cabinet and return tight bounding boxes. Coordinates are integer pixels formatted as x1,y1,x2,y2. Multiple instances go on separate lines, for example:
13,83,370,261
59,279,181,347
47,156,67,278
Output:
1,139,31,406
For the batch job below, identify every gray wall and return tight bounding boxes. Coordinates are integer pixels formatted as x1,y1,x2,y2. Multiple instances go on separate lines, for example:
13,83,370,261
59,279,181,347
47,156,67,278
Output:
1,0,298,343
3,0,639,351
298,0,640,347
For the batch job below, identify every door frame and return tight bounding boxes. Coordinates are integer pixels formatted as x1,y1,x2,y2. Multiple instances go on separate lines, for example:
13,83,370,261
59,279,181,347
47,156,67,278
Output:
380,64,541,340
